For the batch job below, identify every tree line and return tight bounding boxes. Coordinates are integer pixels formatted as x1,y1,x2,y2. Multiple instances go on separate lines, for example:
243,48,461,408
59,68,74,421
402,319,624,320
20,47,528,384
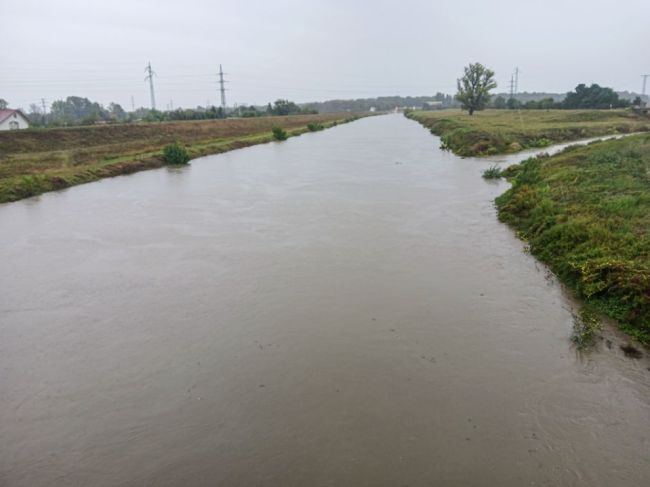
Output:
302,94,458,113
0,97,317,127
454,63,644,115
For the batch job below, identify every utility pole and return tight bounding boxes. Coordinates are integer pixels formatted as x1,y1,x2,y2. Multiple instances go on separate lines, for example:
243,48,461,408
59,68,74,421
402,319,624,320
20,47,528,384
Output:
218,64,227,111
131,95,135,111
642,74,649,97
144,62,156,111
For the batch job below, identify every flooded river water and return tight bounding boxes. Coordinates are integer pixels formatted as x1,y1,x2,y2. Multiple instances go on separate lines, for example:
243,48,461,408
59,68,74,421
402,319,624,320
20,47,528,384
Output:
1,114,649,486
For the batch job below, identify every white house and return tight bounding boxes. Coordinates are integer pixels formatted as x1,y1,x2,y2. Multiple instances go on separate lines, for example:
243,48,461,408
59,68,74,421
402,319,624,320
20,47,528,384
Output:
0,109,30,131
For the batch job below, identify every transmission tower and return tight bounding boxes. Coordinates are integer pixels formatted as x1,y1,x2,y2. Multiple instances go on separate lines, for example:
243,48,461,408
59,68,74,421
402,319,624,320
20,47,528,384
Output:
218,64,227,110
40,98,47,124
514,67,519,95
144,62,156,110
642,74,649,97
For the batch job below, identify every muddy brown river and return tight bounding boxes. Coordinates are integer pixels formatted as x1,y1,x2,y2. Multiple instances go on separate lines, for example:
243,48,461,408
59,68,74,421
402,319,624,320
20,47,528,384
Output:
1,114,649,486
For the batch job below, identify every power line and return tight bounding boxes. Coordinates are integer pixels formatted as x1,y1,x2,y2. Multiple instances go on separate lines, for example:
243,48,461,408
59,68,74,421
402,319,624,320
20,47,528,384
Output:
144,62,156,110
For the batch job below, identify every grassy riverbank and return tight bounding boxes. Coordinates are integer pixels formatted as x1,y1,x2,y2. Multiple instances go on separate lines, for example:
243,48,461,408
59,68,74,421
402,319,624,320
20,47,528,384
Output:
0,113,361,203
407,109,650,157
496,134,650,345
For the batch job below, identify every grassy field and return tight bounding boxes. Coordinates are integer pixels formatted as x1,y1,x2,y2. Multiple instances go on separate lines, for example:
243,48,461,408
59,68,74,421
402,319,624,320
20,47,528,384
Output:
496,134,650,345
0,113,361,204
407,109,650,157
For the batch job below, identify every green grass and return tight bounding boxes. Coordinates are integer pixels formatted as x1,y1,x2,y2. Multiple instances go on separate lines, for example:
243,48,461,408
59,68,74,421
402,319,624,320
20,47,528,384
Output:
0,114,361,203
496,134,650,345
407,109,650,157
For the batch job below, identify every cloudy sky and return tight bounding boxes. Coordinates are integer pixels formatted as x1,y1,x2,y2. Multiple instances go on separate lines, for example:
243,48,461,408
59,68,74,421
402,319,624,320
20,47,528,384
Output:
1,0,649,111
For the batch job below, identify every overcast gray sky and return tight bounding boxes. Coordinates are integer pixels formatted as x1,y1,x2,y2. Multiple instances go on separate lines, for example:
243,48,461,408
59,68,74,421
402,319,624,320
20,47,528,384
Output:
1,0,649,110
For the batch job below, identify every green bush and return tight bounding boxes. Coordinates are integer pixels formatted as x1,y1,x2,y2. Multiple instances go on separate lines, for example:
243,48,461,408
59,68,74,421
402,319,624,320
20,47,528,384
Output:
272,127,288,141
162,142,190,164
307,122,324,132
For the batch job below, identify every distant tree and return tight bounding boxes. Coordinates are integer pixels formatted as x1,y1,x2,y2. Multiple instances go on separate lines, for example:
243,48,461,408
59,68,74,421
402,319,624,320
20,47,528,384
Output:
632,96,643,107
50,96,108,125
506,97,520,110
538,97,557,109
143,109,163,122
522,97,557,110
493,96,507,109
562,84,629,109
25,103,43,126
240,105,261,117
0,98,8,109
107,102,126,121
28,103,41,116
270,99,301,116
455,63,497,115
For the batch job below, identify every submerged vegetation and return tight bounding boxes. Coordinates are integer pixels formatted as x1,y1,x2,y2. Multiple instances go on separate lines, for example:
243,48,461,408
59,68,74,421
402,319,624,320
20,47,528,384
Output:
496,134,650,344
482,165,503,179
407,109,650,157
571,306,603,350
0,114,361,203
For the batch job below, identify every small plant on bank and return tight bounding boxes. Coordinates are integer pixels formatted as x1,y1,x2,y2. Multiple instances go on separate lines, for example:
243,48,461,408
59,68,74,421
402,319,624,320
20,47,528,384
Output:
482,165,503,179
307,122,324,132
162,142,190,164
272,127,288,141
571,307,602,350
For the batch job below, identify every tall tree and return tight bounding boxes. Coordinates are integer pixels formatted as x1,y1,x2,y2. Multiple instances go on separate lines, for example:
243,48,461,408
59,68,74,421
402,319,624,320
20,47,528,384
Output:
455,63,497,115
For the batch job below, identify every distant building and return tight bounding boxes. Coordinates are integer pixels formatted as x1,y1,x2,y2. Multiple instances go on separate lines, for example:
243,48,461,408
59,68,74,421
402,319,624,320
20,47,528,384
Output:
423,101,443,110
0,109,30,131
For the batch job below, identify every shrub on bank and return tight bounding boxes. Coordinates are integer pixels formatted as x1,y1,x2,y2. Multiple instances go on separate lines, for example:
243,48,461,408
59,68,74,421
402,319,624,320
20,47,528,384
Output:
272,127,288,141
307,122,324,132
482,165,502,179
162,142,190,164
